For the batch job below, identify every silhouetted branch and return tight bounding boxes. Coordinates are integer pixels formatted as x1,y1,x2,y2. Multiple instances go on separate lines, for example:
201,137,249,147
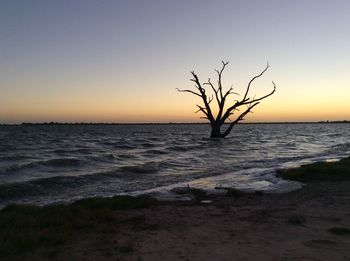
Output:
176,88,202,97
241,81,276,105
203,78,220,106
243,62,269,101
220,67,275,124
183,71,216,123
177,61,276,137
195,105,208,116
223,85,239,99
215,61,229,99
222,102,260,137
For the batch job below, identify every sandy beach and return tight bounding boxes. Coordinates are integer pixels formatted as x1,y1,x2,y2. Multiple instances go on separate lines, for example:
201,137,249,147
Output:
4,180,348,261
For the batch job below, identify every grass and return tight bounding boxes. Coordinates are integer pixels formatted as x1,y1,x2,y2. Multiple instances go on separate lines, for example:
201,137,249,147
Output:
119,241,134,253
0,195,158,259
277,156,350,182
328,227,350,236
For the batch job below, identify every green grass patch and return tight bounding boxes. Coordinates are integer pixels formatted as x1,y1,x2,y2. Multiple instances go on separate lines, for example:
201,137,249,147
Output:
119,241,134,253
0,195,157,258
277,157,350,182
328,227,350,236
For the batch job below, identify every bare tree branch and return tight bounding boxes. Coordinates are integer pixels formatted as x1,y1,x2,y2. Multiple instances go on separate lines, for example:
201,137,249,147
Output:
243,62,270,101
176,88,202,97
195,104,207,113
221,73,275,124
189,71,215,123
221,102,260,137
241,81,276,105
177,61,276,137
215,61,229,99
223,86,239,99
203,78,220,106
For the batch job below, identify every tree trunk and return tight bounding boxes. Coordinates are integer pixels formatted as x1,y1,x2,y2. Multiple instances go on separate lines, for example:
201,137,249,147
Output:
210,124,225,138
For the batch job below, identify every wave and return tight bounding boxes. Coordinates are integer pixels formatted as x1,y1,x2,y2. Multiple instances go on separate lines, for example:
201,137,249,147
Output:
167,145,190,152
0,182,38,199
0,162,165,201
0,145,16,152
119,162,160,174
142,149,168,155
329,142,350,152
166,144,205,152
87,154,116,163
116,153,138,159
40,158,84,167
0,159,172,199
0,158,85,175
53,148,92,154
140,142,156,148
0,176,86,200
0,155,34,161
113,144,135,149
0,170,121,200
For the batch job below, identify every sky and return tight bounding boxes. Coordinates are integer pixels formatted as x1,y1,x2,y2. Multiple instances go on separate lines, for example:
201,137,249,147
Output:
1,0,350,123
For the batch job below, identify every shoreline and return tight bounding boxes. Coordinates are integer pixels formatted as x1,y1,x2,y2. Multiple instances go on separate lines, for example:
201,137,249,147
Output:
1,159,350,260
1,182,350,260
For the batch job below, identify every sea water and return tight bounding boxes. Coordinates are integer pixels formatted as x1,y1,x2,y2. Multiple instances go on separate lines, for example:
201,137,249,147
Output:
0,123,349,207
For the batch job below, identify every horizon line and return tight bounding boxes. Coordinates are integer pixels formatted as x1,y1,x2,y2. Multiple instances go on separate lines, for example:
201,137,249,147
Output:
1,120,349,126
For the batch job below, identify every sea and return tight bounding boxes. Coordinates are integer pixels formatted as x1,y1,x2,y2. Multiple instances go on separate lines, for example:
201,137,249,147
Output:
0,123,349,208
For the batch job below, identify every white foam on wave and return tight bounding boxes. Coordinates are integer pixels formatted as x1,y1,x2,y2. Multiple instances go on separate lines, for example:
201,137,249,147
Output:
127,168,304,201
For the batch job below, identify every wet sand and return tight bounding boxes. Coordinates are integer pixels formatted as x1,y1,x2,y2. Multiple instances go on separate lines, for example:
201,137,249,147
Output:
24,181,350,261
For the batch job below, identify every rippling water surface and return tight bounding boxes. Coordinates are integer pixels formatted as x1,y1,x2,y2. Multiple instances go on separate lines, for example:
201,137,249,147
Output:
0,123,349,207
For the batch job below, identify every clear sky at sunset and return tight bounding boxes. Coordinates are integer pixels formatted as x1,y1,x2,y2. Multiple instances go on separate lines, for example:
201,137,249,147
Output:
1,0,349,123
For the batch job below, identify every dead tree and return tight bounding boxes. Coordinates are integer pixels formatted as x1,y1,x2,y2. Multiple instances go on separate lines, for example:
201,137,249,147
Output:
177,61,276,138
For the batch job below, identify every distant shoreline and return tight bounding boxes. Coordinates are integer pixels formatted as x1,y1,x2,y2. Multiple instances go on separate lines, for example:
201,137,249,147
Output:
0,120,349,126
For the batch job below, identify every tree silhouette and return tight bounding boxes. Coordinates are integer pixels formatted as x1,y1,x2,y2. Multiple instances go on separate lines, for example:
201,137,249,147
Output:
177,61,276,138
